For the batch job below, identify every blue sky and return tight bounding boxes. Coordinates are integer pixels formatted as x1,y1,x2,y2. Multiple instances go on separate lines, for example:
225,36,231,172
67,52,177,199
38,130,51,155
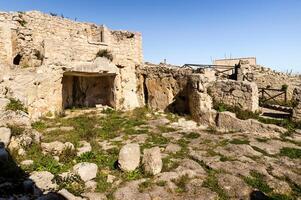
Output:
1,0,301,72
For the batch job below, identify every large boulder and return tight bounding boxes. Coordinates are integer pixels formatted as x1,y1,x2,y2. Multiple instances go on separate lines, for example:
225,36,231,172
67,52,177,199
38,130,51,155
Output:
142,147,162,175
118,143,140,172
0,127,11,147
73,162,98,182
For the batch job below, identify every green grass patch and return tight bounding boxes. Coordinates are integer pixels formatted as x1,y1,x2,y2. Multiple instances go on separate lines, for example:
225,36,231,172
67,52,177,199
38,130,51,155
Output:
229,138,250,145
172,174,190,193
138,179,154,192
31,121,47,131
95,172,112,193
202,171,229,200
157,126,177,133
122,168,144,181
243,171,272,194
5,98,28,113
7,124,25,136
184,132,200,139
279,147,301,159
156,180,167,187
251,146,272,157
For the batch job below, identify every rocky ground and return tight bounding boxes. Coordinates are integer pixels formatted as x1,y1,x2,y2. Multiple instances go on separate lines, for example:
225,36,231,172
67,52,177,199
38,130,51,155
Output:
0,105,301,200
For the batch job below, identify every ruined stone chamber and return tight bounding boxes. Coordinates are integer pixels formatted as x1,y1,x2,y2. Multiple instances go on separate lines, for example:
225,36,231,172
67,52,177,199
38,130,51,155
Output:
0,11,143,119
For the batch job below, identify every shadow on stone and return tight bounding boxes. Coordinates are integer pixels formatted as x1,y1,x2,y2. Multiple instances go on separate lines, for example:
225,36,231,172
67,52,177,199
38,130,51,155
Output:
0,142,66,199
250,190,271,200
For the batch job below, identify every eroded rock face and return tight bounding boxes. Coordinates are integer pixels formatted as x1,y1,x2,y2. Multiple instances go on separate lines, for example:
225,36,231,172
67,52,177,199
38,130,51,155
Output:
137,63,192,113
142,147,162,175
118,143,140,172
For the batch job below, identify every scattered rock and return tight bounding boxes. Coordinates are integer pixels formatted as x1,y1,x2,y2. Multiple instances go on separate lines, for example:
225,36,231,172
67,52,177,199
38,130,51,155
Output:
118,143,140,172
41,141,65,155
85,180,97,192
142,147,162,175
217,174,251,199
0,98,10,111
29,171,57,191
21,160,34,166
165,143,181,153
77,141,92,156
113,179,151,200
83,192,107,200
58,189,85,200
0,127,11,147
73,162,98,182
18,147,26,156
107,174,116,183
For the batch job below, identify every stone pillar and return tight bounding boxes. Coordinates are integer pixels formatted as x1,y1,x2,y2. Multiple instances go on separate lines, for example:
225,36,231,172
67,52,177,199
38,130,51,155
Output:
188,73,216,126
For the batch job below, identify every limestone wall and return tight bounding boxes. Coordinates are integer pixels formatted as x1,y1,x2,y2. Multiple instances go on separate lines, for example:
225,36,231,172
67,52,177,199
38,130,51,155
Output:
208,80,259,112
0,11,143,119
137,63,192,114
213,57,256,66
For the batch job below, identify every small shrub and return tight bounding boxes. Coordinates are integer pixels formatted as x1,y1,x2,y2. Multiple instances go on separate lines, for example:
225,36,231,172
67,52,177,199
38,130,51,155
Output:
157,126,177,133
279,147,301,159
281,84,288,91
5,98,28,113
96,49,113,61
31,121,47,131
202,171,229,199
243,171,272,194
172,174,190,193
156,180,167,187
55,174,85,196
59,147,77,164
145,133,169,147
95,172,112,192
138,179,153,192
7,125,25,136
123,168,143,181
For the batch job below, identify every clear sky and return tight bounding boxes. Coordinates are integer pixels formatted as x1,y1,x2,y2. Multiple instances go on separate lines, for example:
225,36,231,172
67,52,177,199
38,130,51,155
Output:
1,0,300,72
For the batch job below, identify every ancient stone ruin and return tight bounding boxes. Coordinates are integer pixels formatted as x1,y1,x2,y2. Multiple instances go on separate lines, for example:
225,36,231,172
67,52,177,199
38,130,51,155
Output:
0,11,301,200
0,11,142,119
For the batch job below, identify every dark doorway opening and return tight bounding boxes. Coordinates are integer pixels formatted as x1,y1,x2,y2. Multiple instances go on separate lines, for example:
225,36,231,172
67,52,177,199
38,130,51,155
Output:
13,54,22,65
62,74,116,109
